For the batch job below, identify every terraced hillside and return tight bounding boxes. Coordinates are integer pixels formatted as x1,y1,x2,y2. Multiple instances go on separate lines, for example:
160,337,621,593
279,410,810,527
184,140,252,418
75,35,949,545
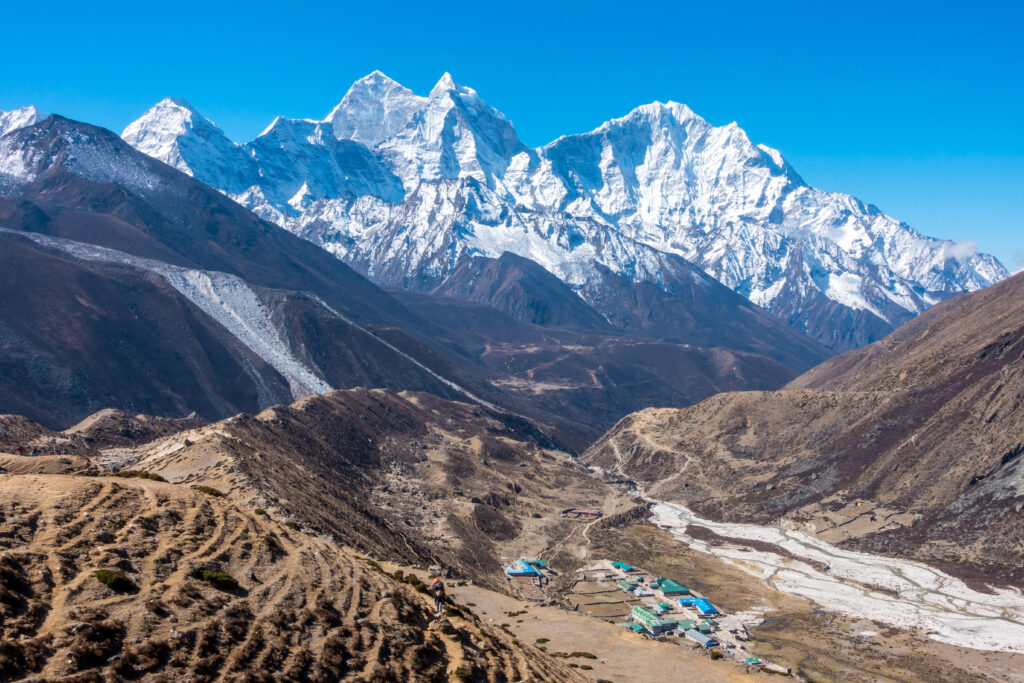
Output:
0,473,583,682
113,388,635,587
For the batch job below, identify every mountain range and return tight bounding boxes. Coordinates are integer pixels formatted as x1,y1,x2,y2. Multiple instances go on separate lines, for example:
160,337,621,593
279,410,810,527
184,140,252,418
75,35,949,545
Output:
0,111,812,447
1,79,1023,681
118,73,1007,352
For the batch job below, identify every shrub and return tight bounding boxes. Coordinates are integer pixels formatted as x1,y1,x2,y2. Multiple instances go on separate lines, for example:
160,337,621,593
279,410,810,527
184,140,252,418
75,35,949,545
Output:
95,569,134,592
535,638,549,644
67,618,125,670
569,651,597,659
393,569,404,580
191,485,224,497
254,508,267,516
283,521,300,530
200,570,238,591
453,667,474,681
113,470,166,482
710,650,724,660
404,573,427,592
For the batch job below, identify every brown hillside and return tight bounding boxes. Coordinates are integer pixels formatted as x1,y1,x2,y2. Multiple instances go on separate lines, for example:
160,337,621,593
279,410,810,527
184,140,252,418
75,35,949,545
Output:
585,272,1024,584
0,414,96,457
114,388,635,588
63,409,206,449
0,474,583,682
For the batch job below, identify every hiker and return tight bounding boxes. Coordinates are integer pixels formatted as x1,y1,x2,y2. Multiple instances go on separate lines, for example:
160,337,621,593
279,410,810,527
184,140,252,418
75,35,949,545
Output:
430,576,446,615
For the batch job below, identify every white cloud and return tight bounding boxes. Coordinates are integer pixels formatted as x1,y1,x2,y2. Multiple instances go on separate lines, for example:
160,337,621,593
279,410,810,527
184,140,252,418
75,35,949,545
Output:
940,240,979,261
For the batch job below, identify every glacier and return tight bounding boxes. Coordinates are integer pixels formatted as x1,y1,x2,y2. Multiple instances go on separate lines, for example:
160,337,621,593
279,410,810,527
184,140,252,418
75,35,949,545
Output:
118,74,1009,351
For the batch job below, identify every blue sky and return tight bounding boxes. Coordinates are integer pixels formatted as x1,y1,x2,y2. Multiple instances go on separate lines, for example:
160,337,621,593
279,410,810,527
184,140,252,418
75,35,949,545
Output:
2,0,1021,269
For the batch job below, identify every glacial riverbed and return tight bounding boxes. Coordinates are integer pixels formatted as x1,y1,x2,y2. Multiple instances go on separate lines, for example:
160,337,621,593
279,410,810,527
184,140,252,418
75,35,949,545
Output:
649,500,1024,653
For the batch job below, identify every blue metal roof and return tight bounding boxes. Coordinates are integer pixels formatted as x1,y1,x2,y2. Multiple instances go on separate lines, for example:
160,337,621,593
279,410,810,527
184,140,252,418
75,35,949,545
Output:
505,560,540,576
694,598,718,614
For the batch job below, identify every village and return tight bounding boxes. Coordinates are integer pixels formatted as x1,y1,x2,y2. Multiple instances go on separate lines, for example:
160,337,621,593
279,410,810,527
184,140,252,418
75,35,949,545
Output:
503,554,792,676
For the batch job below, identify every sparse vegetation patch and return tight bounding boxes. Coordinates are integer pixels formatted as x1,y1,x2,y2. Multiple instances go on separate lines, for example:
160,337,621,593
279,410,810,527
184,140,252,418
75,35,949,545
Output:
403,573,428,593
191,485,224,497
94,569,134,592
200,570,238,591
113,470,166,482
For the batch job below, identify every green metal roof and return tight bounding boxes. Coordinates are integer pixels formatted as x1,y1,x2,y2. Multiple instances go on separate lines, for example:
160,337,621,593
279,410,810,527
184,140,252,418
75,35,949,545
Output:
632,605,657,619
655,578,689,593
631,605,666,628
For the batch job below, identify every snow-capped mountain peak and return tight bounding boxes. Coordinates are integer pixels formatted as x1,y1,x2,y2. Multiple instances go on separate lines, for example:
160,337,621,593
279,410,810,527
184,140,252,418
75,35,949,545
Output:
121,74,1010,351
325,70,426,147
0,105,45,137
121,97,207,147
366,72,527,188
257,116,287,138
429,71,459,96
257,115,323,142
121,97,249,189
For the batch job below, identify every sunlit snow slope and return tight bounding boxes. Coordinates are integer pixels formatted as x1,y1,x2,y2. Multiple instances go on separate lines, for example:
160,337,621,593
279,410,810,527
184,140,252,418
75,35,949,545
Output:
119,76,1008,351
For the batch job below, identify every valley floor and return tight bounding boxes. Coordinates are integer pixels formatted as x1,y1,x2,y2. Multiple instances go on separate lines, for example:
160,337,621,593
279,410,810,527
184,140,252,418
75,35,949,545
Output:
579,516,1024,682
650,500,1024,653
444,581,751,682
6,393,1024,682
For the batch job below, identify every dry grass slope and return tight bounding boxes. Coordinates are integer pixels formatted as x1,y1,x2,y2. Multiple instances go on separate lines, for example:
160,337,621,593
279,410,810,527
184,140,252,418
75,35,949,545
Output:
0,474,583,682
115,388,635,590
